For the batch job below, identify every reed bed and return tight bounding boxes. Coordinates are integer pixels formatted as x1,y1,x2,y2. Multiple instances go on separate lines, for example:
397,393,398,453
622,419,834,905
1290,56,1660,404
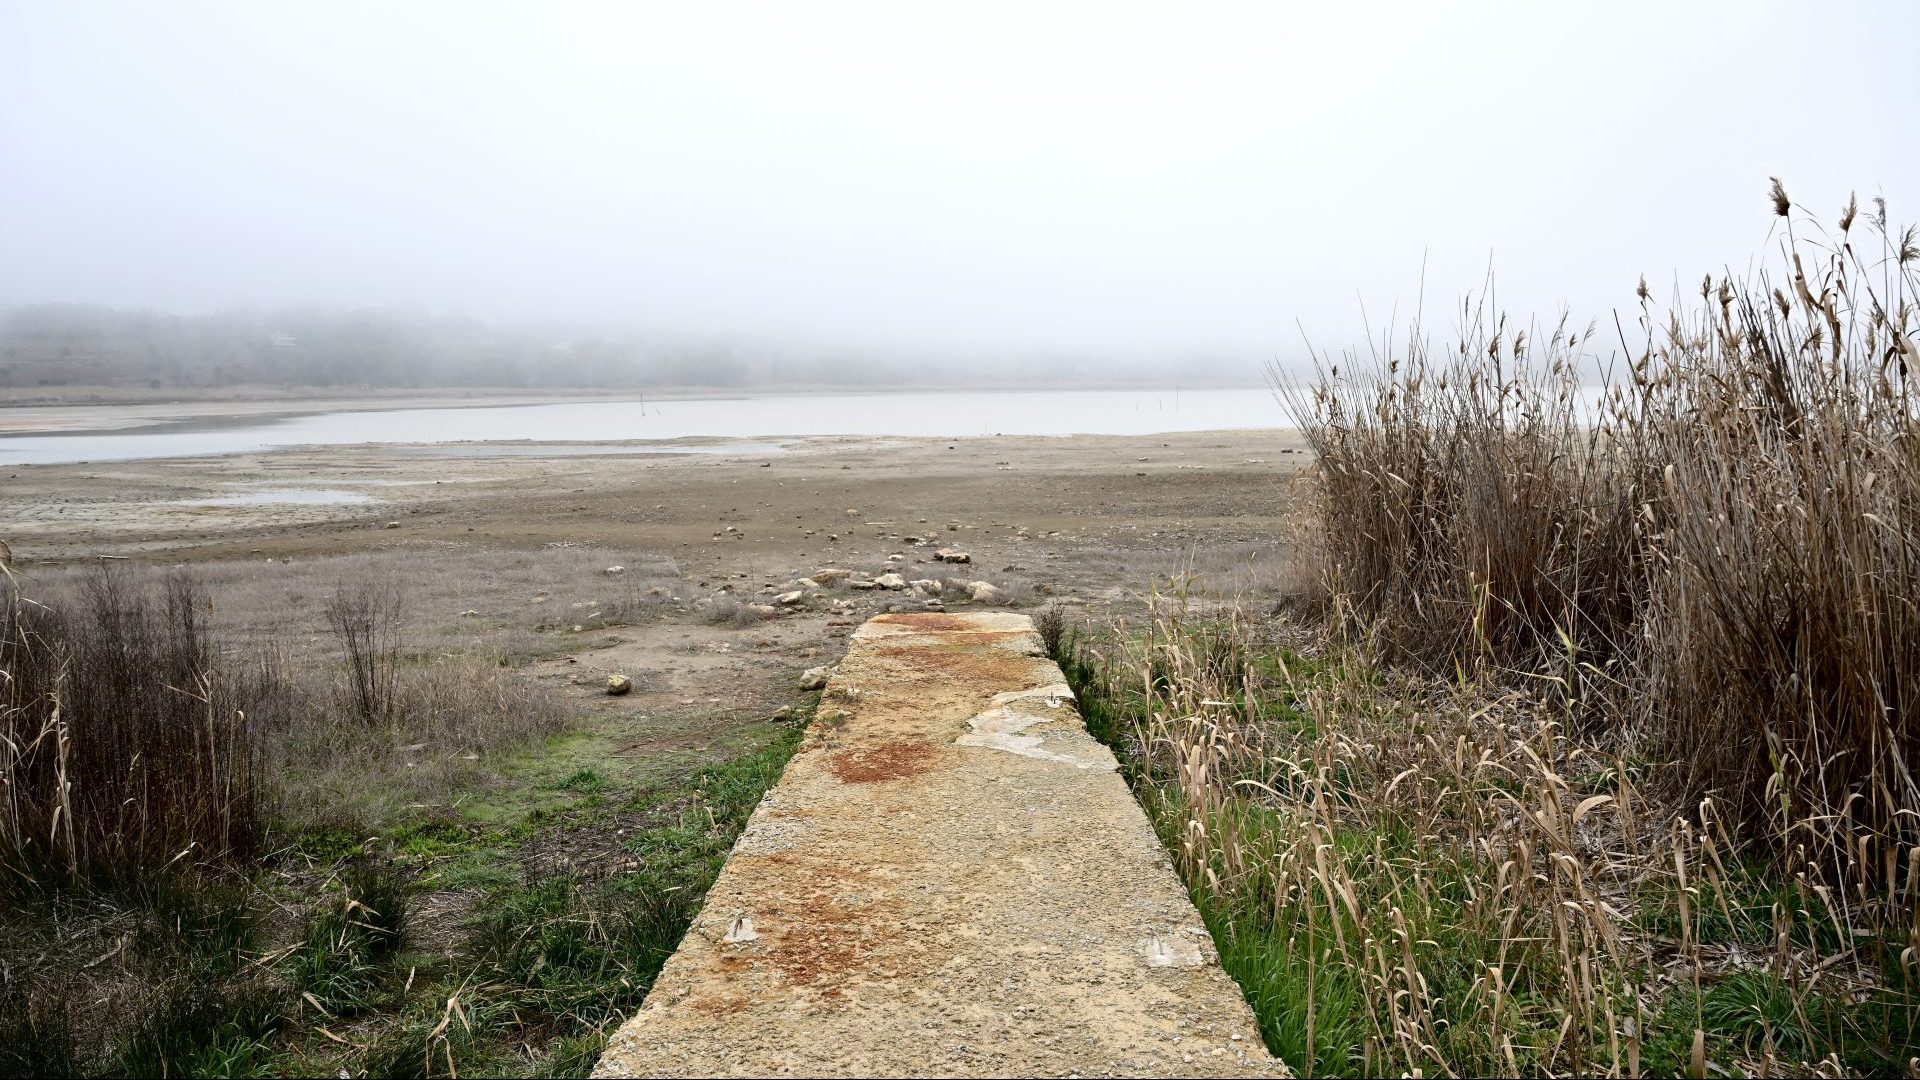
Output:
1,564,270,886
1276,183,1920,858
1068,185,1920,1076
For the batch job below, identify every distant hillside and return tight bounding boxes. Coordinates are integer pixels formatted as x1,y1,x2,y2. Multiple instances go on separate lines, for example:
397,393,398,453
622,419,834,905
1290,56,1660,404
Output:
0,304,1255,393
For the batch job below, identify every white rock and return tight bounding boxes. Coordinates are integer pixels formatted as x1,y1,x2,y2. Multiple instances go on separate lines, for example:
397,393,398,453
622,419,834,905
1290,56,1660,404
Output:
774,590,806,606
968,581,1008,604
874,573,908,590
799,665,831,690
605,565,626,575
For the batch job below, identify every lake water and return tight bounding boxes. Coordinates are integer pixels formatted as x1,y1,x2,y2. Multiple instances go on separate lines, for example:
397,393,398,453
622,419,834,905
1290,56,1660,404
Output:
0,387,1282,466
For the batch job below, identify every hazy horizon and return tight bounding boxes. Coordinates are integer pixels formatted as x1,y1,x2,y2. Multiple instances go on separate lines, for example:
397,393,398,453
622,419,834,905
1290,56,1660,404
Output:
5,1,1917,373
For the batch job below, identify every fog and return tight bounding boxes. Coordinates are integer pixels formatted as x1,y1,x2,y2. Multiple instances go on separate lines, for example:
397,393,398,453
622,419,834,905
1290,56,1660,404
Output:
3,1,1916,378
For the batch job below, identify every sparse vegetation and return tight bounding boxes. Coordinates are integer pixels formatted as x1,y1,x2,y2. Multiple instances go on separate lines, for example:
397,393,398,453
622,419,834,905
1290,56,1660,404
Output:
1067,186,1920,1076
0,546,811,1076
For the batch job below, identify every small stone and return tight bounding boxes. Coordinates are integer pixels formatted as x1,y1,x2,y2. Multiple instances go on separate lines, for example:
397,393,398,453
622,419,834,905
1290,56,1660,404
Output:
458,608,480,617
606,674,633,696
383,520,401,529
810,568,852,584
799,665,831,690
934,549,971,564
605,565,626,575
874,573,908,590
774,590,805,606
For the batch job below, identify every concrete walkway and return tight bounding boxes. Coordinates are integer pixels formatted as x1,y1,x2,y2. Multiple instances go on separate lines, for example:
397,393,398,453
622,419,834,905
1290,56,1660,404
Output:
594,611,1285,1078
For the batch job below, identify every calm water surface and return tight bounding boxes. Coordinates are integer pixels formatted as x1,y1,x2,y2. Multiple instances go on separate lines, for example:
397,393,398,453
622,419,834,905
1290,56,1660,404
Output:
0,388,1281,466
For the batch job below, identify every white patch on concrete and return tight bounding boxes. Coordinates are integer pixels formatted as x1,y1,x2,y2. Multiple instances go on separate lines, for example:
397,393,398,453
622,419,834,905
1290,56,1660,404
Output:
1139,932,1205,968
991,682,1074,706
957,702,1114,770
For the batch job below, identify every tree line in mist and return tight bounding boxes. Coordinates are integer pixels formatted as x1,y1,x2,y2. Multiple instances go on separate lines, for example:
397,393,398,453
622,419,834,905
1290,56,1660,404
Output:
0,304,1251,393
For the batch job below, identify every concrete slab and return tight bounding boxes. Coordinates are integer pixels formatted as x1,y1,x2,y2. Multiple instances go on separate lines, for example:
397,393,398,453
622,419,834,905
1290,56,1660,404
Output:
594,611,1286,1078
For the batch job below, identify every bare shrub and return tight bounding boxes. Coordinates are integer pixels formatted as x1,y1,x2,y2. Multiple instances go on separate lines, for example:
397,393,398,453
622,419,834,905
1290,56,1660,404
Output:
1033,602,1068,659
698,593,762,628
326,578,405,723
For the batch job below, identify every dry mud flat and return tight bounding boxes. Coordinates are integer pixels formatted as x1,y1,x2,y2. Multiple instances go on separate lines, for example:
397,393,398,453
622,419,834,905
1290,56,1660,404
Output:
595,612,1284,1079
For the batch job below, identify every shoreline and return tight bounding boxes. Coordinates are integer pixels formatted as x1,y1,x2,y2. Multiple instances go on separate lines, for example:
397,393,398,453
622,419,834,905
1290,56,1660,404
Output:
0,381,1271,436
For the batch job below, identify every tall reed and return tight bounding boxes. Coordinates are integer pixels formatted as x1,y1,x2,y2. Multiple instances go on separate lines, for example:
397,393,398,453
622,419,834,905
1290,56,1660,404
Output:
1,565,268,885
1277,184,1920,859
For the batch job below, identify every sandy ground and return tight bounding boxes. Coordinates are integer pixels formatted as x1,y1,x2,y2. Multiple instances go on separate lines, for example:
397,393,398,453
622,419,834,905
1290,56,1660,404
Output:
0,428,1309,579
595,612,1284,1079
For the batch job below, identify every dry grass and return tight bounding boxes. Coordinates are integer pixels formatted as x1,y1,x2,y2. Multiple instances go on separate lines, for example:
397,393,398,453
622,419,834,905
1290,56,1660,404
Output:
1275,185,1920,857
1,565,269,886
1072,596,1917,1077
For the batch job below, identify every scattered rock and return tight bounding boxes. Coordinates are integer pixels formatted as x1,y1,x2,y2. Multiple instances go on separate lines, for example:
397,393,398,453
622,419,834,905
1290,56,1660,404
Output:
748,603,779,620
459,608,480,617
774,590,806,606
794,577,820,589
934,549,972,564
848,578,879,590
811,568,853,584
909,579,943,594
606,674,633,696
874,573,908,591
383,521,401,529
770,705,794,721
799,665,832,690
605,565,626,575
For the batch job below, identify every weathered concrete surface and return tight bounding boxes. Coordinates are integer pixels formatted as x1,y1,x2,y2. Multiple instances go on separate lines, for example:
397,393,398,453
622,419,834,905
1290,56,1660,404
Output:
594,611,1285,1078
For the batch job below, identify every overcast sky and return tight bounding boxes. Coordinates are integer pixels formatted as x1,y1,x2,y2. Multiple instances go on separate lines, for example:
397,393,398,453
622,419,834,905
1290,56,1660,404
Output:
3,2,1915,366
